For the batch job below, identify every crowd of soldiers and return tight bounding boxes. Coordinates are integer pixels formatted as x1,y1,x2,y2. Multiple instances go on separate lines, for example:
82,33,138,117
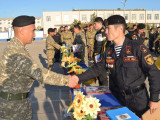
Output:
125,24,160,55
0,15,160,119
46,23,97,70
46,16,160,72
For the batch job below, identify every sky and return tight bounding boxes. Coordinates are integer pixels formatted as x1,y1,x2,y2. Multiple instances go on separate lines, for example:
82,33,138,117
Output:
1,0,160,18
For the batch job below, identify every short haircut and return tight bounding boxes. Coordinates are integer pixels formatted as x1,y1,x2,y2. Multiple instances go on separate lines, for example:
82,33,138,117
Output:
48,28,54,34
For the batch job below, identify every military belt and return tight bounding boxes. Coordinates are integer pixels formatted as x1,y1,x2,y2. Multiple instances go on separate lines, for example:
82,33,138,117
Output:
0,91,29,101
121,83,145,96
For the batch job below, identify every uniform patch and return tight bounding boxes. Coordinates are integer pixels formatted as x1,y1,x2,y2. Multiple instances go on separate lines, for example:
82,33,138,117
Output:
126,46,131,54
132,35,137,40
101,29,104,32
124,57,138,62
140,45,147,53
144,54,154,65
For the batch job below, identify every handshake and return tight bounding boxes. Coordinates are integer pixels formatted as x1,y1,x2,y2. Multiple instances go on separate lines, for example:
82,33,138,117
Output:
67,75,79,88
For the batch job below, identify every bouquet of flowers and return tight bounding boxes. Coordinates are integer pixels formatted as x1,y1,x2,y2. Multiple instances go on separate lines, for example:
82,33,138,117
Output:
67,91,101,120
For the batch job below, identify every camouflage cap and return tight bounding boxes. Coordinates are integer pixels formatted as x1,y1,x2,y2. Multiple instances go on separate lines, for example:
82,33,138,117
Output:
12,15,35,27
137,23,145,29
104,15,126,26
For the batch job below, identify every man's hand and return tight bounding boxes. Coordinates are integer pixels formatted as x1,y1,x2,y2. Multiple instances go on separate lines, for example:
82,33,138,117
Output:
67,75,79,88
149,101,159,114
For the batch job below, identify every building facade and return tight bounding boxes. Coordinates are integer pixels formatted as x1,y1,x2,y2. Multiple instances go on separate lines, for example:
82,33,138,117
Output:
0,17,42,32
43,9,160,35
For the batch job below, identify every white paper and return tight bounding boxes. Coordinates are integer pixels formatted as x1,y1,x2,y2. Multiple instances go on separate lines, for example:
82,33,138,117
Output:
96,34,103,41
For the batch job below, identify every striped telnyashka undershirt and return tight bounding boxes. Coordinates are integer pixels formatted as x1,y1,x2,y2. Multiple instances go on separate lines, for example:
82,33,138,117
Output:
114,45,122,57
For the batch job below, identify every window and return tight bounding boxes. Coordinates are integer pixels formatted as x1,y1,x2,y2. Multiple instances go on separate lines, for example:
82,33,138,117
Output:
147,14,151,20
82,15,87,21
132,14,136,20
124,14,128,20
139,14,144,20
154,14,159,20
73,15,78,20
56,16,60,21
64,15,69,21
46,16,51,22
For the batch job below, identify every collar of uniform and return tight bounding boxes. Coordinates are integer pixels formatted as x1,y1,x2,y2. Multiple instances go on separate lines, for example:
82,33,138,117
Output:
12,37,25,47
98,27,104,33
12,37,26,50
114,37,129,58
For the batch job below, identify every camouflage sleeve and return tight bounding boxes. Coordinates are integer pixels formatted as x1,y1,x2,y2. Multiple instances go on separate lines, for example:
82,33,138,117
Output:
71,32,74,43
27,61,69,86
50,37,61,50
86,32,89,45
61,33,64,42
42,68,69,86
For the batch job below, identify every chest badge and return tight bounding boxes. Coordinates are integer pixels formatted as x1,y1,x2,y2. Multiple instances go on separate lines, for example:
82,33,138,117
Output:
126,46,131,54
106,57,115,68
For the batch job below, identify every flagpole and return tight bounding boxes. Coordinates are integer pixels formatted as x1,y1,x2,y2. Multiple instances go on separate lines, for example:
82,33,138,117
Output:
121,0,127,17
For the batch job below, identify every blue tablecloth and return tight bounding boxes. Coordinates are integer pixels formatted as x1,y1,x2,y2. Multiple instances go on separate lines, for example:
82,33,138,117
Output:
70,87,121,108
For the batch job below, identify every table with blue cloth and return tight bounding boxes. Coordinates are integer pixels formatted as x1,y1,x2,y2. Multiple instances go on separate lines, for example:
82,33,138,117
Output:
69,87,122,120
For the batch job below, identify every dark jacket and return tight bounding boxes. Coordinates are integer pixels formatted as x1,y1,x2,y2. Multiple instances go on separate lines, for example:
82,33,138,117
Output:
78,37,160,102
127,30,145,44
93,27,107,55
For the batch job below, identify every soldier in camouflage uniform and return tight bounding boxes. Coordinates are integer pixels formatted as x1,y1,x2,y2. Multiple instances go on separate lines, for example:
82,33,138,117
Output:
59,26,64,36
46,28,61,70
61,26,74,48
0,15,77,120
73,24,88,66
86,24,96,59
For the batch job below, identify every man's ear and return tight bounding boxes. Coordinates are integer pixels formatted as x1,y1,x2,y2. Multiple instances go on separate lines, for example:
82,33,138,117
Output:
119,25,124,33
19,27,24,36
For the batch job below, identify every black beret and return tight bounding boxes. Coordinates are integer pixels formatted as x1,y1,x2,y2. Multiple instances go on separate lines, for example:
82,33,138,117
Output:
94,17,103,23
65,25,68,28
105,15,126,26
12,15,35,27
133,24,137,27
137,23,145,29
48,28,54,33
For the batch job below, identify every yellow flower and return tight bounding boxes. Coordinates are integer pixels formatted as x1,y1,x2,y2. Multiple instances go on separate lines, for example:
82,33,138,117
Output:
82,96,101,117
73,91,85,109
67,91,85,113
73,107,86,120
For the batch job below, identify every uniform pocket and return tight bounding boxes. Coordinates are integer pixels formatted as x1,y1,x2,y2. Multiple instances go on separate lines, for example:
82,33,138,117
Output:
122,62,139,83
